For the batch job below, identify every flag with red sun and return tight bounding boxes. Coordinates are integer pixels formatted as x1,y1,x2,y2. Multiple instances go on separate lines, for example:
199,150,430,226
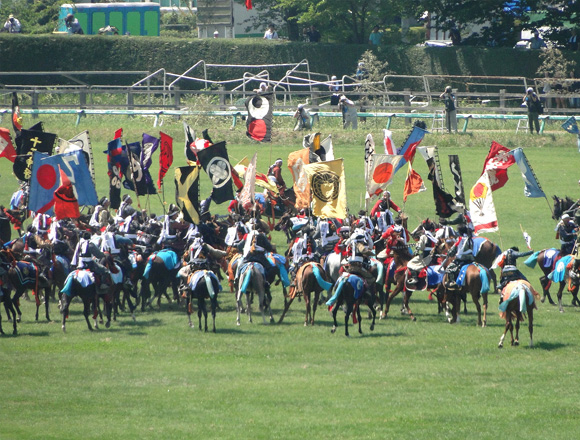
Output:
366,154,404,197
245,92,273,142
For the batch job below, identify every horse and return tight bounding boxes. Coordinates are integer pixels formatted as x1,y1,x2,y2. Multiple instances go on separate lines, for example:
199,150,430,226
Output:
327,273,376,337
0,282,18,335
235,261,272,325
498,280,539,348
60,269,99,332
524,249,573,311
179,265,221,332
140,249,181,309
552,195,577,220
278,261,333,325
382,239,418,321
441,263,492,327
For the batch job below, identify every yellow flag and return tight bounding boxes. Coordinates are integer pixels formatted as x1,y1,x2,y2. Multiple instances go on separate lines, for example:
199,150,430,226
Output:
303,158,347,219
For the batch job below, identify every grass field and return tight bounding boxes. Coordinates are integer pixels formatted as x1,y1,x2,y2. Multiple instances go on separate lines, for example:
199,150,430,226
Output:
1,115,580,439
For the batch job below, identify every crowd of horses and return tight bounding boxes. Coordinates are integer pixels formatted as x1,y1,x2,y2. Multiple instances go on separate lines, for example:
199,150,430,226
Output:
0,204,578,348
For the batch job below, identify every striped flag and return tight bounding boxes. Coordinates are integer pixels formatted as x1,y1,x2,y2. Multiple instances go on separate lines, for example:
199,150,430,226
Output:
469,171,498,235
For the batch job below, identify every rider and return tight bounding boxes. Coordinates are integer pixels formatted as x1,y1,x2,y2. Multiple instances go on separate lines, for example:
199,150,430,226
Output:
267,158,287,193
406,222,438,285
556,213,577,255
89,197,111,230
498,246,534,291
370,191,401,233
444,225,475,289
236,221,275,294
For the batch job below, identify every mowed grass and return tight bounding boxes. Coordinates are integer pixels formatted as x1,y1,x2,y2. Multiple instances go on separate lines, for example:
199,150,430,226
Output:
1,115,580,439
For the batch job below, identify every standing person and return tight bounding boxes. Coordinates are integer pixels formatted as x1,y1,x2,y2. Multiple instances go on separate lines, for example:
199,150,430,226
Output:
65,14,84,34
568,28,578,51
369,25,382,46
263,24,278,40
306,25,321,43
3,14,21,33
440,86,457,134
557,214,577,255
523,87,542,134
529,30,546,49
339,95,358,130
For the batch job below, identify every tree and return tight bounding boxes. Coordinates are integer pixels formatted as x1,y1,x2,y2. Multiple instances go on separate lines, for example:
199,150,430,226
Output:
1,0,62,34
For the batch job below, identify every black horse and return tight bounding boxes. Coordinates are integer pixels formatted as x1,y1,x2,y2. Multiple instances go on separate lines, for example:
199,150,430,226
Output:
60,271,98,333
329,273,376,337
180,265,221,332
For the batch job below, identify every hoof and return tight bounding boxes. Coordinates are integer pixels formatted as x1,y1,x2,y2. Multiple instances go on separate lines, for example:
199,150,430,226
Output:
498,343,503,349
370,324,375,331
105,321,111,329
331,326,337,334
62,326,66,333
236,321,241,326
514,340,519,346
540,297,545,303
411,316,416,322
12,330,17,336
131,313,136,322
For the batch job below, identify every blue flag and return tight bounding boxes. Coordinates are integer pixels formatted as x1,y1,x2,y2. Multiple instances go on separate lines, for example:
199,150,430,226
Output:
395,125,428,173
29,151,98,214
510,148,545,198
561,117,579,134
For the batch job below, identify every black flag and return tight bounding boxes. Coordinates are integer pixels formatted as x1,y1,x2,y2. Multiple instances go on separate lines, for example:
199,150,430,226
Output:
448,155,465,206
196,141,235,204
175,165,201,224
13,128,56,181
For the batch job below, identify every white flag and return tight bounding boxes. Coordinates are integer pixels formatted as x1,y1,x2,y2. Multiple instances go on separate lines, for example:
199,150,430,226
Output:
366,154,404,198
240,153,257,212
469,171,498,235
383,129,396,155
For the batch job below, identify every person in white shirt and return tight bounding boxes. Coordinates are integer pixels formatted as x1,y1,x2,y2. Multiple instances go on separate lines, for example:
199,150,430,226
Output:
263,24,278,40
3,14,21,33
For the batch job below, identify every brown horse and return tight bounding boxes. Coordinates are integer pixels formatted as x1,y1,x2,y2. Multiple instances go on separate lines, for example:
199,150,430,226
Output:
524,248,573,311
498,280,539,348
278,261,332,325
382,239,416,320
441,263,491,327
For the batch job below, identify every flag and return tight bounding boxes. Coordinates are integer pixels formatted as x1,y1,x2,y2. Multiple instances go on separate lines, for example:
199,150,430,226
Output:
12,92,22,135
196,141,235,204
13,128,57,181
510,147,546,198
321,134,334,161
114,128,123,140
469,171,498,235
235,158,278,194
303,159,347,219
366,154,404,197
59,130,95,184
562,117,579,134
54,166,80,220
246,92,273,142
0,128,17,162
364,134,376,190
141,133,160,172
448,154,465,205
303,132,324,161
288,149,311,210
28,151,98,214
183,121,197,163
395,125,428,173
403,162,426,202
417,146,444,187
246,0,253,10
522,228,532,250
175,165,201,224
106,139,127,209
383,129,395,154
429,172,456,218
158,132,173,189
482,141,515,191
239,153,257,211
123,142,156,196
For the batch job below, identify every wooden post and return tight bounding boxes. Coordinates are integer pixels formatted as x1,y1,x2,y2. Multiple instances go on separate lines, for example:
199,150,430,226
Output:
499,89,506,114
174,86,181,109
31,91,38,119
404,88,411,125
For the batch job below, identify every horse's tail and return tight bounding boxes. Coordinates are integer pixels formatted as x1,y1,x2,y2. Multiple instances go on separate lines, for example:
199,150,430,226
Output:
326,275,347,307
240,266,253,294
203,271,217,299
311,263,333,291
370,258,384,285
478,265,491,294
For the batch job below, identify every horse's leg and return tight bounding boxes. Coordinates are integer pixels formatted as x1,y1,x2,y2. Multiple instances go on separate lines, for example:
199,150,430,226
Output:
235,290,242,326
368,297,376,331
247,292,254,323
105,293,112,328
61,294,70,333
141,280,151,311
331,297,341,334
528,307,534,348
12,292,23,323
557,282,565,313
461,290,468,314
304,291,311,326
472,290,482,327
403,290,416,321
211,296,217,333
278,289,295,324
344,300,353,337
540,275,556,305
84,296,94,332
187,294,194,328
92,294,99,329
482,293,488,327
311,289,320,325
498,319,509,348
513,314,521,346
356,303,362,334
383,279,402,319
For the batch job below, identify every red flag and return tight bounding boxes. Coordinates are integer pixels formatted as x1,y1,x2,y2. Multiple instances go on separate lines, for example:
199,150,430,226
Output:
0,128,17,162
158,132,173,189
481,141,515,191
114,128,123,140
245,0,253,10
403,162,426,202
54,166,80,220
12,92,22,134
231,166,243,191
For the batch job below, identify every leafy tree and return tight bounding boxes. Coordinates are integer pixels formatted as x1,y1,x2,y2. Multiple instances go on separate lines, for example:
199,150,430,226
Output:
536,48,574,79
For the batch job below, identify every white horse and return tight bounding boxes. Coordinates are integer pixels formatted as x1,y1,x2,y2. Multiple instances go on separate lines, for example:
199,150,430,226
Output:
235,262,272,325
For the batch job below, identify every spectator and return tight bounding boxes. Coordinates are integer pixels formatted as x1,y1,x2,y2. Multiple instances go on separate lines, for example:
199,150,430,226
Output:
65,14,84,35
306,25,321,43
368,25,382,46
355,62,366,81
263,24,278,40
449,23,461,45
568,29,578,51
529,30,546,49
523,87,542,134
439,86,457,134
213,30,219,38
329,75,341,105
2,14,21,33
293,104,312,131
339,95,357,130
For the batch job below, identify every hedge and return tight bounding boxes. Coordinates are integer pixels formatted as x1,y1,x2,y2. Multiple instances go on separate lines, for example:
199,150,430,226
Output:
2,34,580,87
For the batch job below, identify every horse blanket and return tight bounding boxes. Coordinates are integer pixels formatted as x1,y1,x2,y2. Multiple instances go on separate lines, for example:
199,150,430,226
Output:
13,261,37,286
524,248,560,270
61,269,95,296
188,269,221,298
53,255,71,277
426,265,444,286
499,280,539,319
267,252,290,287
239,262,265,294
456,263,490,294
326,273,364,307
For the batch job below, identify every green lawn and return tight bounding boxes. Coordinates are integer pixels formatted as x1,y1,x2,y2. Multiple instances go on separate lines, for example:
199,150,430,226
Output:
1,115,580,439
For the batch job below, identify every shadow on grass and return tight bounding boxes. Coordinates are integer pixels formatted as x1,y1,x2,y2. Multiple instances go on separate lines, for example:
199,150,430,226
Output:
533,341,569,351
117,318,163,327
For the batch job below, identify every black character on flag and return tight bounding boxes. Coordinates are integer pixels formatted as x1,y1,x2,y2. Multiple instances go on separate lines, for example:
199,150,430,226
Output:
245,92,273,142
13,128,56,181
448,155,465,206
123,142,156,196
196,141,234,204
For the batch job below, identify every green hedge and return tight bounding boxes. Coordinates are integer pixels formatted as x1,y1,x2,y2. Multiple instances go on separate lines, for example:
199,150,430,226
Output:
2,34,580,87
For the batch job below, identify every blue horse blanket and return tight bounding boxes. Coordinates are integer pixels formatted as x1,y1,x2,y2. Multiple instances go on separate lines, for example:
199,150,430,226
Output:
456,263,490,294
143,249,180,279
326,273,364,307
